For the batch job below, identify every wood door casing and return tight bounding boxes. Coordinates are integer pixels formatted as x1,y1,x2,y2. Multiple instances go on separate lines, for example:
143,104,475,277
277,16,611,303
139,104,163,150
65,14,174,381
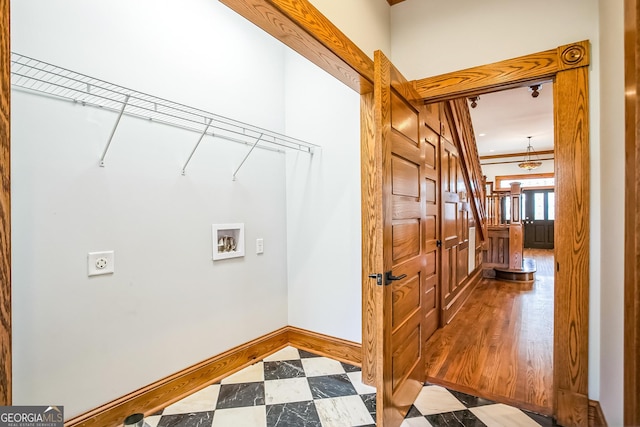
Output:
624,1,640,424
361,50,440,427
0,0,10,405
412,43,590,426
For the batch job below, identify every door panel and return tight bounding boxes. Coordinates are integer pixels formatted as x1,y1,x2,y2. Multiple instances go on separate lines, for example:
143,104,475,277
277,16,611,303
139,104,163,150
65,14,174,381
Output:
391,94,419,142
392,220,421,263
392,156,420,198
392,274,421,328
361,50,440,427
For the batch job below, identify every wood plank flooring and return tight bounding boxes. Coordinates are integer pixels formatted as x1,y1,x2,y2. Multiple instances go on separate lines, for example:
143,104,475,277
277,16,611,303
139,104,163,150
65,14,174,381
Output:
425,249,554,415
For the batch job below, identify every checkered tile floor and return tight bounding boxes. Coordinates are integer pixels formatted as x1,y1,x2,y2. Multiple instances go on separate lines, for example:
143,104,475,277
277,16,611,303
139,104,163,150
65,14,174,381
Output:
142,346,558,427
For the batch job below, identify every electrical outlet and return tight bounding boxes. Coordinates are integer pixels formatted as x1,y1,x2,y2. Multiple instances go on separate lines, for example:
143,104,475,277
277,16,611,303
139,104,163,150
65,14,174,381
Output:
256,238,264,254
88,251,114,276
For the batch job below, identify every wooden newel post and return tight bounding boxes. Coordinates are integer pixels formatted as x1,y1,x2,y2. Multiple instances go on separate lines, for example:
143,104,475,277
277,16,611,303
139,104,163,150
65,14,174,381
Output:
509,182,523,270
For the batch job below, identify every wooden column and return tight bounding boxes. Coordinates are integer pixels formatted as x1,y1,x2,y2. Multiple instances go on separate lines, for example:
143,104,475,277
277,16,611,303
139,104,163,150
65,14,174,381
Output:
0,0,11,405
508,182,523,270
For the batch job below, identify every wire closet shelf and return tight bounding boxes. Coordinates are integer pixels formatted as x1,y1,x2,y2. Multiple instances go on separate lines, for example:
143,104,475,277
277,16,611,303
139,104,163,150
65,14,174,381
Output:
10,52,319,174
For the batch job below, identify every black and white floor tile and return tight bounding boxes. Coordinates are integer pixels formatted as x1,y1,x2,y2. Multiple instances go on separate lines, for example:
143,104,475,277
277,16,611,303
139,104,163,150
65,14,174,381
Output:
142,346,558,427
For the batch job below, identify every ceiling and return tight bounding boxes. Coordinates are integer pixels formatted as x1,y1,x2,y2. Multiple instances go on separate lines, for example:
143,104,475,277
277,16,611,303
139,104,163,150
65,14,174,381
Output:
466,84,554,157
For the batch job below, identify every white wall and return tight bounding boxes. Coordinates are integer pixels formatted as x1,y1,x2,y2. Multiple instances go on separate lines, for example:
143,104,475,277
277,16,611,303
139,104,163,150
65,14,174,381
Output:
284,51,362,342
390,0,608,414
597,1,625,425
482,160,555,185
308,0,391,59
11,0,291,417
390,0,599,81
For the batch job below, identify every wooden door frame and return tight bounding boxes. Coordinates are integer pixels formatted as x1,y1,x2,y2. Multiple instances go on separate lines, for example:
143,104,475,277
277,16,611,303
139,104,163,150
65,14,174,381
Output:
3,0,637,424
404,43,592,426
624,0,640,425
0,0,10,406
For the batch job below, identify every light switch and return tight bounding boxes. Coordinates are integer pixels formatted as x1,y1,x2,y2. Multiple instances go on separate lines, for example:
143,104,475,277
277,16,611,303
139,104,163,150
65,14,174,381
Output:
256,238,264,254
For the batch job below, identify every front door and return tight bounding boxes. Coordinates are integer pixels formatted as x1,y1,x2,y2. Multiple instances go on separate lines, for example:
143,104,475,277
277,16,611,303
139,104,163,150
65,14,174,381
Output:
523,189,554,249
361,50,440,426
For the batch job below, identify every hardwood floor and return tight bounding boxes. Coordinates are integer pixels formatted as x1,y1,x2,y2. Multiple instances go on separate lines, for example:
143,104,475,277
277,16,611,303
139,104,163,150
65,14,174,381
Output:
425,249,554,415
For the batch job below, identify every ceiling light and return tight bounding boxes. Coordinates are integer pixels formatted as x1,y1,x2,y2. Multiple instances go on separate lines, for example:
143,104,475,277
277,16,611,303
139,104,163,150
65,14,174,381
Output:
518,136,543,170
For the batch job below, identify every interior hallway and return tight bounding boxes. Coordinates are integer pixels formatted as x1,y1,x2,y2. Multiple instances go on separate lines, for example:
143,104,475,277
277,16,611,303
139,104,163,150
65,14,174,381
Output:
424,249,554,415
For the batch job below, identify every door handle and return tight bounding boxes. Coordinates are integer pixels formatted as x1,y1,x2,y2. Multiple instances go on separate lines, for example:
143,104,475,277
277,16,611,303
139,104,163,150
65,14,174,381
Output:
385,271,407,284
436,239,442,247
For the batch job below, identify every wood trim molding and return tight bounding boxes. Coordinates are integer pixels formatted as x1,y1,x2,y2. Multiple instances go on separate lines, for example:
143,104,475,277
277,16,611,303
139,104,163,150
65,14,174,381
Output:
218,0,374,93
359,87,379,388
441,268,482,326
588,399,608,427
412,40,590,102
624,0,640,425
480,149,554,161
0,0,10,406
287,326,362,366
553,63,590,427
481,158,555,167
65,326,361,427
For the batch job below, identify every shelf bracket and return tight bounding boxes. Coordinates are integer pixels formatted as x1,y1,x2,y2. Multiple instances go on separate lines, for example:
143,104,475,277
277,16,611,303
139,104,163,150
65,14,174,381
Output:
181,118,213,176
232,133,263,181
99,95,130,167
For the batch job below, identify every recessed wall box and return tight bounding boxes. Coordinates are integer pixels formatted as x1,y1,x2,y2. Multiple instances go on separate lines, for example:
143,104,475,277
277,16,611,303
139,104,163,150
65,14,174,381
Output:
212,223,245,261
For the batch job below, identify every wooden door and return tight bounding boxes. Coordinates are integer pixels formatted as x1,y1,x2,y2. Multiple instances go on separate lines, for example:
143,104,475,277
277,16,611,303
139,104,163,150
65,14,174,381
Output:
523,189,555,249
440,128,461,326
361,50,439,427
422,110,441,343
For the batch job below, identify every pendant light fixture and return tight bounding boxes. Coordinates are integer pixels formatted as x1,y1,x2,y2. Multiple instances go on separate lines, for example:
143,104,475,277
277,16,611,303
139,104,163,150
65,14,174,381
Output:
518,136,543,170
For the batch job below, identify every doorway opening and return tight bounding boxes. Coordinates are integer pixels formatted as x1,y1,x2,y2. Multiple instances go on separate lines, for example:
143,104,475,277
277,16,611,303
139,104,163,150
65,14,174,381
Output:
424,85,557,415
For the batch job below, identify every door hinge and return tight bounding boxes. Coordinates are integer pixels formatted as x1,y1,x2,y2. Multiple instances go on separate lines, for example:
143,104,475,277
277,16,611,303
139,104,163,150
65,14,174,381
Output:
368,273,383,286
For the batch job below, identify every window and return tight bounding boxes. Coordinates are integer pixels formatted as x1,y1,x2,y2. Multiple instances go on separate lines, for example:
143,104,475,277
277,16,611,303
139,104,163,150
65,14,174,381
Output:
534,193,545,220
548,192,555,220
